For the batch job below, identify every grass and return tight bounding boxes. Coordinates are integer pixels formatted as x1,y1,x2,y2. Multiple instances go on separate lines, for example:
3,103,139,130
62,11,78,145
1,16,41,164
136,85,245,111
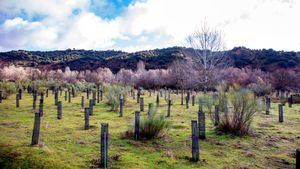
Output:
0,91,299,169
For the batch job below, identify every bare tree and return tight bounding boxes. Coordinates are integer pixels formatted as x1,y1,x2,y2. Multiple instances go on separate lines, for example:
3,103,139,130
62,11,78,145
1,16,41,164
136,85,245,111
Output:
2,65,28,81
63,67,78,83
136,60,146,73
116,68,135,86
186,23,226,92
169,59,196,104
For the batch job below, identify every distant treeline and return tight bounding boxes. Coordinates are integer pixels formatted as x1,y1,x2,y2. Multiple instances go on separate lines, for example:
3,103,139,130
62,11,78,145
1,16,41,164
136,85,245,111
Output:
0,47,299,73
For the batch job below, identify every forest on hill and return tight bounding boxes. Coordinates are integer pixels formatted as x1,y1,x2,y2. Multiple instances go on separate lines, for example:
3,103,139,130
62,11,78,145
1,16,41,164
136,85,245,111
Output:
0,47,299,73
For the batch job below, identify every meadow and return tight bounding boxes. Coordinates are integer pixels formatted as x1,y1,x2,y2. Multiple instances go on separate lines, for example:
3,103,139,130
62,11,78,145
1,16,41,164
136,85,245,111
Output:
0,90,299,169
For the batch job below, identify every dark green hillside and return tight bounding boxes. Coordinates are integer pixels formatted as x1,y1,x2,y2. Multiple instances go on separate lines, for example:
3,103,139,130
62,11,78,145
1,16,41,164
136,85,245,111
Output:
0,47,299,72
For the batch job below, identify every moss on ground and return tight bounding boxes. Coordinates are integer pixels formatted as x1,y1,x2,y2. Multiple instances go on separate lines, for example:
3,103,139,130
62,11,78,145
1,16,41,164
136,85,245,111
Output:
0,92,299,169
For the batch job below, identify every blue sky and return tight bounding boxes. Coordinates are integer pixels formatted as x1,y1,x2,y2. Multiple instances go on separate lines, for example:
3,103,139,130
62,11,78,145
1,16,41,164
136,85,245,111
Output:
0,0,135,23
0,0,299,52
89,0,135,19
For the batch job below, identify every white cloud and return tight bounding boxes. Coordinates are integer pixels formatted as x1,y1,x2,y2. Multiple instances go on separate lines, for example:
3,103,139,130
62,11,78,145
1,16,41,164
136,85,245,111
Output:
0,0,89,21
56,12,124,49
0,17,57,50
0,0,299,52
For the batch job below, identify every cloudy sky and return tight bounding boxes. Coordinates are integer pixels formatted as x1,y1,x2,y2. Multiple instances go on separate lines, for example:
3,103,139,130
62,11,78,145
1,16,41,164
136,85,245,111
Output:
0,0,299,52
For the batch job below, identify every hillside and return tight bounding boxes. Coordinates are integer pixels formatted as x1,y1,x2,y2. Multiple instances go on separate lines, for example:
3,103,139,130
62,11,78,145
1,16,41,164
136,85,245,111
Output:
0,47,299,73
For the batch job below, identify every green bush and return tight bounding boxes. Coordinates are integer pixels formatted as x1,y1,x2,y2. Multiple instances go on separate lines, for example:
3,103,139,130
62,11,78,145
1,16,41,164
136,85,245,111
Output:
15,80,22,90
14,79,30,91
292,94,300,103
105,85,131,111
73,82,98,93
215,82,228,113
202,83,262,136
163,90,173,103
38,81,47,95
126,107,169,140
140,114,169,139
0,81,16,99
20,79,31,90
217,85,261,136
31,81,47,95
201,93,216,124
45,80,62,92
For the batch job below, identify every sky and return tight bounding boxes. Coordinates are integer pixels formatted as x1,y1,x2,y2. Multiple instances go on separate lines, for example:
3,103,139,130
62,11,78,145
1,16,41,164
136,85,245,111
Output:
0,0,299,52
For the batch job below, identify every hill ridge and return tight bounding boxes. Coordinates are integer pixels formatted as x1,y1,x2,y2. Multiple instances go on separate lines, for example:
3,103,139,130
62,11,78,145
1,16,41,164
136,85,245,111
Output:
1,46,299,72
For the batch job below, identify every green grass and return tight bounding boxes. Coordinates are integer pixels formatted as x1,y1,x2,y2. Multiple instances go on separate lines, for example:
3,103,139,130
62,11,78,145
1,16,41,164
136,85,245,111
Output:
0,92,299,169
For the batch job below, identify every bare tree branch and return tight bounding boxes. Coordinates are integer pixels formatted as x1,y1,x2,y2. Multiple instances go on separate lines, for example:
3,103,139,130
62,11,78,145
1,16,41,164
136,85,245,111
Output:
185,22,226,91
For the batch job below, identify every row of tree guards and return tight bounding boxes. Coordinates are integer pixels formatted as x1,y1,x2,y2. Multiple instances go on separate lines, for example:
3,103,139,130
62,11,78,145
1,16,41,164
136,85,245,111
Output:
27,88,107,167
0,88,299,168
8,87,298,122
13,88,295,125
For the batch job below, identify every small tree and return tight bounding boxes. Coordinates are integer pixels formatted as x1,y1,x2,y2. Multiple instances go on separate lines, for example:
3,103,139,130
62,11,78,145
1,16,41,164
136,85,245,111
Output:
116,69,135,86
63,67,78,83
26,67,42,81
2,65,28,81
248,77,272,97
136,60,146,73
271,69,294,103
169,60,195,103
186,23,227,92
